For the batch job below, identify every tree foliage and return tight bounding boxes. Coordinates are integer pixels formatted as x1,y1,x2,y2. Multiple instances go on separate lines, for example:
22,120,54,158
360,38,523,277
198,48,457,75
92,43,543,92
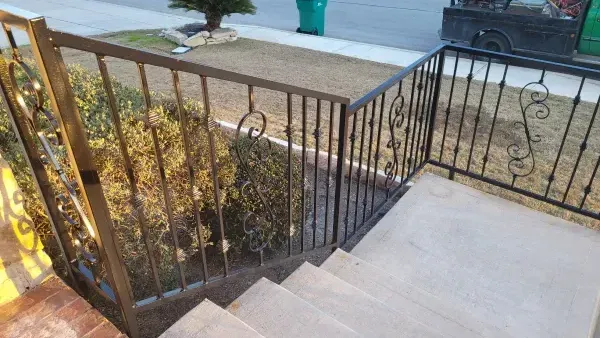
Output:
168,0,257,30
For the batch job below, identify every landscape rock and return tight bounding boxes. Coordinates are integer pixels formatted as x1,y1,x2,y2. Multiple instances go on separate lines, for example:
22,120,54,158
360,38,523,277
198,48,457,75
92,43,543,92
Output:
230,30,238,37
177,22,206,36
210,28,236,39
226,36,238,42
162,28,187,45
183,33,207,47
206,37,227,45
200,30,210,38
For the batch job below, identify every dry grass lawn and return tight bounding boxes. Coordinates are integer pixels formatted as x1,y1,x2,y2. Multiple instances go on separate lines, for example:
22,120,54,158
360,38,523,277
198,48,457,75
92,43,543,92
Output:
52,29,600,232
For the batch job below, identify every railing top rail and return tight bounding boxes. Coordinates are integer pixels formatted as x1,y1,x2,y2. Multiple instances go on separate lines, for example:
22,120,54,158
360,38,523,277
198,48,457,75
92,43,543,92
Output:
0,5,41,29
48,30,351,105
348,44,445,114
445,44,600,80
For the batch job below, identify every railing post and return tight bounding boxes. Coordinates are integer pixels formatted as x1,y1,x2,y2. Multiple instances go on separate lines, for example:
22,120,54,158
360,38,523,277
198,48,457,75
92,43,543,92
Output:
425,50,445,162
26,17,139,337
332,103,349,248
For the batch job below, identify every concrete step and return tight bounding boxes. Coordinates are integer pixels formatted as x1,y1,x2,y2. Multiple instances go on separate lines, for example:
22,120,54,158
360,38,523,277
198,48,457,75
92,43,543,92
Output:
321,249,509,338
226,277,359,338
281,262,444,338
160,299,263,338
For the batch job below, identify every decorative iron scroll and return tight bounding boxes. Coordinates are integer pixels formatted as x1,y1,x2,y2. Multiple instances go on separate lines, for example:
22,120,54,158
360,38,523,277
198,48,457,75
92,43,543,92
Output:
235,109,276,252
1,57,103,283
384,93,406,188
507,76,549,179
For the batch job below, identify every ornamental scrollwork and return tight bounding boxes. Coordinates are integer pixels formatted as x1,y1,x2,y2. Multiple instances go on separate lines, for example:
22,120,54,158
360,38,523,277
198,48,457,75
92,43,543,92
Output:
234,109,276,252
507,77,549,179
384,93,406,188
2,57,103,282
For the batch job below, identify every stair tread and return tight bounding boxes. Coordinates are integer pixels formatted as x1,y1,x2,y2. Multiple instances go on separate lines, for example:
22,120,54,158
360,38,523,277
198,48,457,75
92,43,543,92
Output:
281,262,445,338
227,277,359,338
160,299,263,338
321,249,510,337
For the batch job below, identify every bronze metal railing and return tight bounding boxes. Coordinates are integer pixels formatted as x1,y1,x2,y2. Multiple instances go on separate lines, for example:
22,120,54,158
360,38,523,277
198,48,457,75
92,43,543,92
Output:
4,4,600,338
0,5,351,336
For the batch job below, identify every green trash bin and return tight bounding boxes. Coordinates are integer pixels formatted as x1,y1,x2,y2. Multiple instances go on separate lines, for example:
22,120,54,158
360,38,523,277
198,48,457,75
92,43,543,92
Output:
296,0,328,36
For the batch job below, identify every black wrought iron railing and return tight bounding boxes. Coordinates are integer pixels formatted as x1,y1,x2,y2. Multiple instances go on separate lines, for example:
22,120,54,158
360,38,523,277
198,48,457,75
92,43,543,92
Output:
336,46,445,242
2,5,600,338
430,44,600,222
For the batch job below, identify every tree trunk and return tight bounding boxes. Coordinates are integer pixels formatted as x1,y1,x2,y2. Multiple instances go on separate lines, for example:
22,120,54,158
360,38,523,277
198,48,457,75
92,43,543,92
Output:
205,12,222,31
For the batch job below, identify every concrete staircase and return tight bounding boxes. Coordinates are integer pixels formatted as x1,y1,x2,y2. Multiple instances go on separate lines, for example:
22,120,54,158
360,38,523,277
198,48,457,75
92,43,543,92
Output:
161,174,600,338
161,249,499,338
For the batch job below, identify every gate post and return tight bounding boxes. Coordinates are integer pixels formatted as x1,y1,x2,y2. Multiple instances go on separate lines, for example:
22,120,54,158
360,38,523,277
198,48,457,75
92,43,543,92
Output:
17,16,139,337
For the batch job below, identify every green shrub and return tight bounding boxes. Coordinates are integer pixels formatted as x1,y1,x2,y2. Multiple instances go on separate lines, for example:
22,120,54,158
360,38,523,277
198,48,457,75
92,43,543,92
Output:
0,62,304,292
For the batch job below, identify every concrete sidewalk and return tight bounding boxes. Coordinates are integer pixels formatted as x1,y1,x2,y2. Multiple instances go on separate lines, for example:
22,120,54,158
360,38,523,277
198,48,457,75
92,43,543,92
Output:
1,0,599,102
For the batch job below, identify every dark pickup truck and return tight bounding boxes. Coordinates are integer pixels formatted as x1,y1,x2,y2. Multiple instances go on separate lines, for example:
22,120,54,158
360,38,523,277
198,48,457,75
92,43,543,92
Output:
440,0,600,65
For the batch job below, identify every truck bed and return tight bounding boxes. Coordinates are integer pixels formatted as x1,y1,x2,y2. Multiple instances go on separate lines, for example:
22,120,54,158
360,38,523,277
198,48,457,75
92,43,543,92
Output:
441,4,580,57
458,3,547,16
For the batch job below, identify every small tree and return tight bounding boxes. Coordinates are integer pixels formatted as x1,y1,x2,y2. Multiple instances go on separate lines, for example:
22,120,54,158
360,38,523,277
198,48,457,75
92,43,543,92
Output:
168,0,257,31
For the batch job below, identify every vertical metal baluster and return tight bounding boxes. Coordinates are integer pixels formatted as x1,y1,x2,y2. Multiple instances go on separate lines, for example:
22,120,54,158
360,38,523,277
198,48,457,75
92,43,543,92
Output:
371,92,386,215
200,77,230,273
354,106,368,231
510,68,546,189
362,97,377,225
136,63,167,298
173,70,210,286
440,55,459,162
387,81,403,200
247,85,264,265
333,103,349,247
401,72,418,184
580,155,600,210
466,58,491,172
301,96,307,252
344,113,358,241
421,55,438,164
409,67,425,175
97,56,161,298
313,99,321,249
450,56,476,180
545,76,586,198
324,102,335,246
286,93,293,256
414,62,431,170
563,94,600,203
482,63,509,176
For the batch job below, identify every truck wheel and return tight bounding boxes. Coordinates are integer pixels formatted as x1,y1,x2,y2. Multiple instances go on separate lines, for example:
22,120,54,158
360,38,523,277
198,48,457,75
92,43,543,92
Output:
473,32,511,54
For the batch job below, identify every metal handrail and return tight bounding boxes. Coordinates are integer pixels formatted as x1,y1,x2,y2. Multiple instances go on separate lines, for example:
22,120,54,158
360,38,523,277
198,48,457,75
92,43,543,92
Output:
348,44,445,114
49,30,351,105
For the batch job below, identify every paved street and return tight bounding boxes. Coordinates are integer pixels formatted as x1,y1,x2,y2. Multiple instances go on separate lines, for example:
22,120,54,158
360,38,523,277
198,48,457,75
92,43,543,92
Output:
95,0,447,52
2,0,596,102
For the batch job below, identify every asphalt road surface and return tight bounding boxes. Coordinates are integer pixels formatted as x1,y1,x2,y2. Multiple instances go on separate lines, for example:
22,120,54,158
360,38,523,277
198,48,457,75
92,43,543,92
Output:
95,0,448,52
